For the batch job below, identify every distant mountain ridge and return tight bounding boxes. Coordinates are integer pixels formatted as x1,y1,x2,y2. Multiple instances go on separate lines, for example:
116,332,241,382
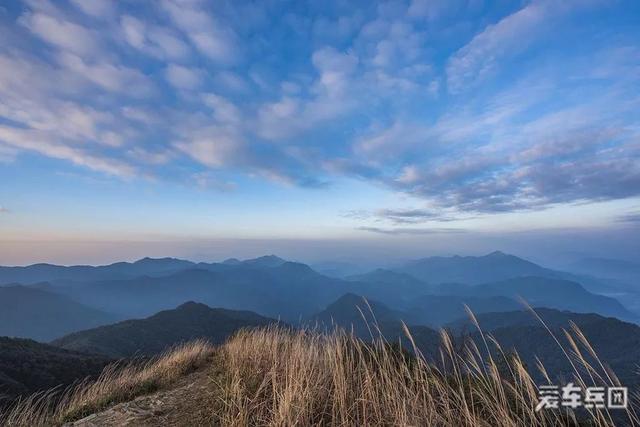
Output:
438,276,638,322
0,285,115,341
397,251,561,284
52,302,281,358
308,293,442,360
0,255,290,286
0,257,196,285
449,308,640,387
566,257,640,284
446,307,614,333
59,261,348,320
405,294,523,327
309,293,404,336
2,251,638,336
396,251,640,301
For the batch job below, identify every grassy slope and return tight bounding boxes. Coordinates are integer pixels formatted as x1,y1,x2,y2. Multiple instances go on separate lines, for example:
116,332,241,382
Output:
4,325,640,426
0,337,111,403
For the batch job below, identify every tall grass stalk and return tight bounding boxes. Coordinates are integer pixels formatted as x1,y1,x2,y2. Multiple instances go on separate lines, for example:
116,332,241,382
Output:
217,322,639,426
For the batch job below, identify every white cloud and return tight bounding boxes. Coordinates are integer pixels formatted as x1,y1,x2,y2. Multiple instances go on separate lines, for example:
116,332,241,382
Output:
0,94,111,142
149,27,191,59
256,97,301,139
446,0,596,92
20,12,99,57
161,0,238,64
69,0,116,18
57,52,154,96
356,121,429,161
0,126,136,177
127,147,173,165
213,71,247,92
120,15,190,60
202,93,241,124
0,52,82,100
120,15,146,48
311,47,358,96
100,131,126,148
165,63,203,90
174,125,244,168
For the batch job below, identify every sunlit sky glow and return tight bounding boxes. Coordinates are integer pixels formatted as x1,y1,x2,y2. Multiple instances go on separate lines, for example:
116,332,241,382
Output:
0,0,639,265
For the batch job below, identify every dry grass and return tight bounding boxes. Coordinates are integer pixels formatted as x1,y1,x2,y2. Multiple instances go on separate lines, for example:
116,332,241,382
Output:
0,340,214,426
216,321,640,426
3,310,640,426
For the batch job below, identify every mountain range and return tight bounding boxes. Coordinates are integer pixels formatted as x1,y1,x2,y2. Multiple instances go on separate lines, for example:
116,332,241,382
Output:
3,290,640,408
431,276,637,322
0,285,115,341
308,293,640,387
452,308,640,387
53,302,280,358
307,293,442,361
1,251,638,341
0,257,195,285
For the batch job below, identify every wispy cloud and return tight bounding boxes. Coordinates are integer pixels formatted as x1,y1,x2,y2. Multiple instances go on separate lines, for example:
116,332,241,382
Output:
617,212,640,224
343,208,459,224
445,0,598,92
160,0,239,64
164,63,204,90
356,226,467,235
0,0,637,220
375,208,457,224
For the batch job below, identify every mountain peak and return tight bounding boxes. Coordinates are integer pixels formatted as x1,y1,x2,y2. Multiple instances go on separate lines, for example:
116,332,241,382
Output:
175,301,209,311
243,255,287,267
134,257,179,264
485,251,508,258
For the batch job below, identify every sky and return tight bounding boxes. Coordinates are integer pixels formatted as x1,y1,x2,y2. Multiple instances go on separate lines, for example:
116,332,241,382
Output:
0,0,639,266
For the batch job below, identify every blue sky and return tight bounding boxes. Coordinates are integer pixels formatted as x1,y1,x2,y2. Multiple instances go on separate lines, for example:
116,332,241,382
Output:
0,0,639,265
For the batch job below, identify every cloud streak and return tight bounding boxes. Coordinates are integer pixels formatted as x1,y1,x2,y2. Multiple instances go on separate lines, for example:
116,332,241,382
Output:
356,226,467,235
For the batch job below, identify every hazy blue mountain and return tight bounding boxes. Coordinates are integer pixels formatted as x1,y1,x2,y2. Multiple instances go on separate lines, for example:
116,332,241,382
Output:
406,295,522,327
308,293,441,359
0,285,116,342
566,257,640,284
53,302,280,358
398,251,561,285
444,276,638,322
345,269,433,307
0,257,196,285
450,308,640,387
312,261,367,279
240,255,287,268
347,268,428,289
446,307,608,333
397,252,640,312
7,253,636,338
61,262,350,321
309,293,404,336
0,337,110,403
